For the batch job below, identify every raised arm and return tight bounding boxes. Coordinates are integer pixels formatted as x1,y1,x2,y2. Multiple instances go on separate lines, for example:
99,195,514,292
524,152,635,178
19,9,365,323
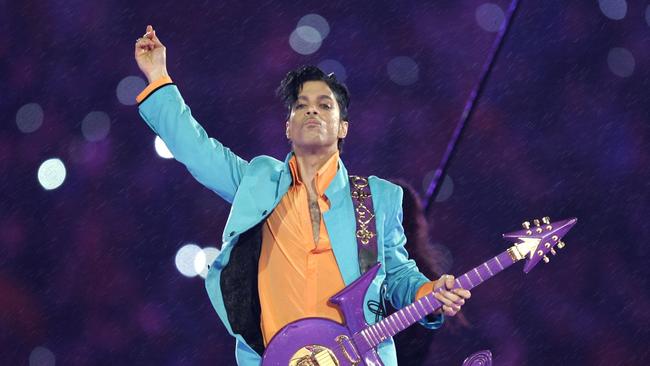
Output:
134,25,247,203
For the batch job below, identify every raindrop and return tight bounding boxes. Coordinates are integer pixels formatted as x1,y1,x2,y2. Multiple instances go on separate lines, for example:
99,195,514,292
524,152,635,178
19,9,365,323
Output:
116,76,147,106
387,56,419,86
37,158,67,190
607,47,635,77
598,0,627,20
475,3,505,32
81,111,111,142
16,103,44,133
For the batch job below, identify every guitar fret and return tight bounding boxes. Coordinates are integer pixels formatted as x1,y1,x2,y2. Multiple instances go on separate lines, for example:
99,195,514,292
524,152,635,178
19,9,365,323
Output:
367,328,376,344
390,316,400,331
409,304,419,320
484,262,494,276
360,330,371,346
379,321,389,336
374,324,385,340
495,256,504,270
384,318,395,334
423,295,435,312
464,273,475,288
370,326,381,343
455,279,462,289
416,301,427,315
474,268,484,282
397,313,407,328
405,306,416,323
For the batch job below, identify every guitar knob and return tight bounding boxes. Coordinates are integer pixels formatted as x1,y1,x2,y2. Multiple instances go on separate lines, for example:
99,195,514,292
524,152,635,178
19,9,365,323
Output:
543,255,550,263
522,221,531,230
557,241,565,249
533,219,541,227
542,216,551,225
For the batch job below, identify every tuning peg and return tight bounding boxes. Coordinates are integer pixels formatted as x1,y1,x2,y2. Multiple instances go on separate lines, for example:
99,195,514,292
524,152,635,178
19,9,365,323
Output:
557,241,565,249
550,248,557,255
522,221,531,230
543,255,550,263
542,217,551,225
533,219,541,227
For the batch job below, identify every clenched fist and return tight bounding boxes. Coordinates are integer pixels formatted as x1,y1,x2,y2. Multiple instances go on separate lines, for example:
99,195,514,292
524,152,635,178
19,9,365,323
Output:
134,25,169,83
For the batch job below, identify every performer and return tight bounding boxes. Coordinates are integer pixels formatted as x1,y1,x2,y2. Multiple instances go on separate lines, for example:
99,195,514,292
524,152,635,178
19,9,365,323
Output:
134,25,471,365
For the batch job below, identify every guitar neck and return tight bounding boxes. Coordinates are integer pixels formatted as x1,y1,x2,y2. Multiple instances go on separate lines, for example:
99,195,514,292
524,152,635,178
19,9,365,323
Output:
358,249,517,347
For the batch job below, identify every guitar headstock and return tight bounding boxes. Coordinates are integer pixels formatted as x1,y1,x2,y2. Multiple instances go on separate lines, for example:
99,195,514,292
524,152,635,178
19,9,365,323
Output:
502,217,577,273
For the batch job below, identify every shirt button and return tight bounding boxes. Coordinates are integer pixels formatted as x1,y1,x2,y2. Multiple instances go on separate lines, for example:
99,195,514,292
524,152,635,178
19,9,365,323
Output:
262,210,268,216
229,231,236,237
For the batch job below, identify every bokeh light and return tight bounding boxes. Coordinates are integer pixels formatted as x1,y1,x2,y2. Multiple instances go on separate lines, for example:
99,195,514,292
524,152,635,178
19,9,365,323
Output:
607,47,635,77
317,59,347,82
422,172,454,203
116,75,147,106
81,111,111,142
154,136,174,159
475,3,505,32
289,26,322,55
175,244,203,277
298,13,330,39
29,346,55,366
387,56,419,86
16,103,44,133
37,158,67,190
198,247,221,279
598,0,627,20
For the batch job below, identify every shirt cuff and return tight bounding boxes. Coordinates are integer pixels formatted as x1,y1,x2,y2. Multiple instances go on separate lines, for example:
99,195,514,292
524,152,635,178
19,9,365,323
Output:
135,75,173,104
416,281,435,301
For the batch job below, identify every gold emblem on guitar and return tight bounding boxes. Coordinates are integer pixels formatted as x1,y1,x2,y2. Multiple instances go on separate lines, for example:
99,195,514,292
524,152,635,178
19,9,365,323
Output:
289,345,339,366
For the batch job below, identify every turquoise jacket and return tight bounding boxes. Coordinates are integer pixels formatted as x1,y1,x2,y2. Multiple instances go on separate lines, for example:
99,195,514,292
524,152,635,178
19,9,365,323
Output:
137,84,443,365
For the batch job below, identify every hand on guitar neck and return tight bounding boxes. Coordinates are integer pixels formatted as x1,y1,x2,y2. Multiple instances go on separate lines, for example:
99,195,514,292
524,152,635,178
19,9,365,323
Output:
428,274,472,317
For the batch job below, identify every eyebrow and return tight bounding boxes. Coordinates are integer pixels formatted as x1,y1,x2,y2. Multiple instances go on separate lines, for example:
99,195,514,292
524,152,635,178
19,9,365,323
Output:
296,95,334,102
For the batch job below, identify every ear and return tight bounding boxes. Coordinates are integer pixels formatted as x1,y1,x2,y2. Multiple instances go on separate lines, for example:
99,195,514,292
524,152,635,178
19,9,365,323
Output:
285,120,290,139
338,120,349,139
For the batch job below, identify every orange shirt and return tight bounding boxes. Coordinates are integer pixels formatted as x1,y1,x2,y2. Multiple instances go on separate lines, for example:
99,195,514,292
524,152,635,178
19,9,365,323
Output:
258,152,347,346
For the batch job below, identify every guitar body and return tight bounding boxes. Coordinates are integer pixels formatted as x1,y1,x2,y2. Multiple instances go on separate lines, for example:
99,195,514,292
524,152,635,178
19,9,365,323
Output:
261,318,381,366
262,264,384,366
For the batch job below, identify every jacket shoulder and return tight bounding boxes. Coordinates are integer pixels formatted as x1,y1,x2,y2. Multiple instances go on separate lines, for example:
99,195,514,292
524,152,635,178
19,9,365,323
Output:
368,175,402,198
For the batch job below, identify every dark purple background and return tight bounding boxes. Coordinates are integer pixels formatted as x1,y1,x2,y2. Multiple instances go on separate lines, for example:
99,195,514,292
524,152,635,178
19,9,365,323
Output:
2,1,649,365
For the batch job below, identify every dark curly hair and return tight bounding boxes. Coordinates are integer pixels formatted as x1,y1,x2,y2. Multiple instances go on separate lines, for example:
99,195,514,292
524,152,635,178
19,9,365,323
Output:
276,65,351,151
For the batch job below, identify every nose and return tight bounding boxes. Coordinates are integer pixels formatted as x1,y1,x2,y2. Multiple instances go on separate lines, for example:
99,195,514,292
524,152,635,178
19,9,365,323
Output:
306,105,318,115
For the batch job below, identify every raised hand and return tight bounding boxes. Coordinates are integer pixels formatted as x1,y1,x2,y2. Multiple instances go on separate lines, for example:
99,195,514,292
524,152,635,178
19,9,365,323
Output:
134,25,169,83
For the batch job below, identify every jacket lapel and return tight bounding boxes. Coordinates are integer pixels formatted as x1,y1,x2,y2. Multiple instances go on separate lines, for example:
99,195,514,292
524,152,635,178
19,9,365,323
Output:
323,159,360,285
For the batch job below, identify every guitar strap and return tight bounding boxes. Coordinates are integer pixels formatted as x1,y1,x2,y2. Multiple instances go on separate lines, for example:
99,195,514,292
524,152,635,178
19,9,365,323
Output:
348,175,378,274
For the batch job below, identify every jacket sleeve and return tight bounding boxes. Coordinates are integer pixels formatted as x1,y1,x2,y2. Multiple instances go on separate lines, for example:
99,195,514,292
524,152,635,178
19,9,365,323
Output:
383,185,444,330
137,83,248,204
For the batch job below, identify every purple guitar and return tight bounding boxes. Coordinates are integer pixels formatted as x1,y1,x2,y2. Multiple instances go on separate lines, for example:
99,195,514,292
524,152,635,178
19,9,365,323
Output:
262,217,577,366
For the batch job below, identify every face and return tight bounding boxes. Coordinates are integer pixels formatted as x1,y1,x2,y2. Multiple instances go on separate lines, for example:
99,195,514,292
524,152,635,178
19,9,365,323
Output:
286,80,348,152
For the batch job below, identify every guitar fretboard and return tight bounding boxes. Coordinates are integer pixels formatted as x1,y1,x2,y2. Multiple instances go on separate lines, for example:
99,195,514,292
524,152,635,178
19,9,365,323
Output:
354,250,516,348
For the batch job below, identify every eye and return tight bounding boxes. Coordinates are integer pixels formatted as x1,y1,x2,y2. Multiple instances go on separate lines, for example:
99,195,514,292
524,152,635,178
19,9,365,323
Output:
320,104,332,110
295,104,306,110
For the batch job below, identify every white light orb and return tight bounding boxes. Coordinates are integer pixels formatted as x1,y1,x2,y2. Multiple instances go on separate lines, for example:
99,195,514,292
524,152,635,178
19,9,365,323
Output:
29,346,56,366
298,14,330,39
607,47,635,78
475,3,505,33
198,247,221,279
116,75,147,106
154,136,174,159
317,59,347,82
387,56,419,86
37,158,66,190
598,0,627,20
289,26,322,55
81,111,111,142
16,103,44,133
175,244,203,277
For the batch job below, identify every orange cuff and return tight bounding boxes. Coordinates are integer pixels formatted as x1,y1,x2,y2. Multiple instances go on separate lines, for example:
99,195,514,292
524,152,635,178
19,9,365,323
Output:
136,75,173,104
416,281,435,301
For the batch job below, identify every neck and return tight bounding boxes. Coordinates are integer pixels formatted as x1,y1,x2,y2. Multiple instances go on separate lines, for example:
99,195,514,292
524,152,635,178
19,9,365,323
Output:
292,145,338,187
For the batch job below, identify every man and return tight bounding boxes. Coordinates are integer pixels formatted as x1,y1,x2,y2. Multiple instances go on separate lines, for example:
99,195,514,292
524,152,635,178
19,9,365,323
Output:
134,25,471,365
